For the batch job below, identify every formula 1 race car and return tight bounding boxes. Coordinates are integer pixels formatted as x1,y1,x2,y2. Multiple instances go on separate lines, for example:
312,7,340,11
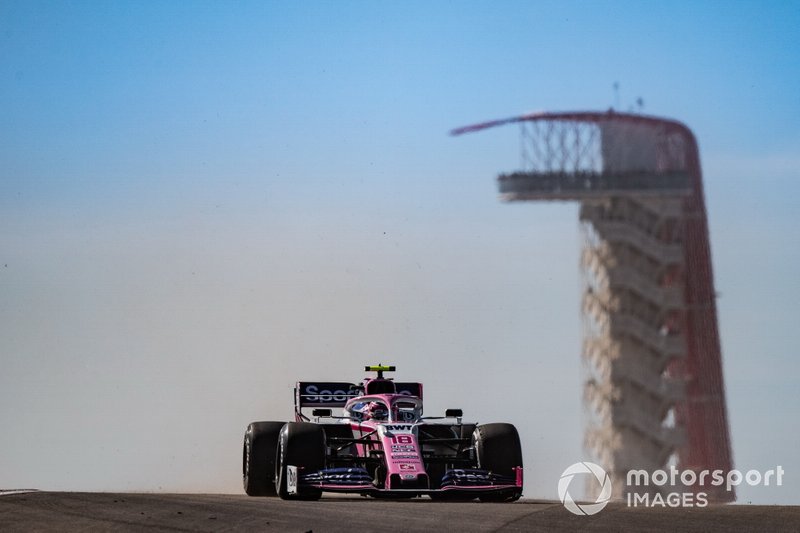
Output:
242,365,523,501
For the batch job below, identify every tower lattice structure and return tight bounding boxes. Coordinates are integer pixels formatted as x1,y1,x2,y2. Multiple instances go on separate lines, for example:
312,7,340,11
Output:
452,111,734,501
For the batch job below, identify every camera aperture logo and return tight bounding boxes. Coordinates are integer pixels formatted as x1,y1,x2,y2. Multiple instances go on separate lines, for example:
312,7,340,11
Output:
558,462,612,516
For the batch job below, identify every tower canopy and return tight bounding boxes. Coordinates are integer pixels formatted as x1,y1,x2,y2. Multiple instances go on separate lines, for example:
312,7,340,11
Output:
452,111,695,200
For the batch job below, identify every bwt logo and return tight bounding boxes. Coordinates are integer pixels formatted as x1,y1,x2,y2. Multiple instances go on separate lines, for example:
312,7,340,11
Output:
558,462,612,516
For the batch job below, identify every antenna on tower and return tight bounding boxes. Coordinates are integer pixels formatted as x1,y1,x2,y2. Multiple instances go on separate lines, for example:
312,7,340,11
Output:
613,82,620,110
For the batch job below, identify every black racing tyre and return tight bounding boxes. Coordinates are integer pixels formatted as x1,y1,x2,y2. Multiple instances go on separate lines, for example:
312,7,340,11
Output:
275,422,326,501
243,421,285,496
473,423,523,502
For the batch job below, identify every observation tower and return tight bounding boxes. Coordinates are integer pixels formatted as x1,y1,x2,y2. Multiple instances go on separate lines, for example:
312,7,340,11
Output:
452,111,733,501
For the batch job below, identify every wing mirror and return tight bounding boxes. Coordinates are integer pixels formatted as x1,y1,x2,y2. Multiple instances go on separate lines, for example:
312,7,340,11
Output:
312,408,332,417
445,409,463,418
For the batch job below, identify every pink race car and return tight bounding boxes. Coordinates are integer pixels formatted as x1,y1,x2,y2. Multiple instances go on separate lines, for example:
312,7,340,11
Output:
243,365,523,501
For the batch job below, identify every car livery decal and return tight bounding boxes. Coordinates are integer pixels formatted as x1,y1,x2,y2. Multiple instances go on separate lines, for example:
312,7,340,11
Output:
384,424,414,432
378,426,426,488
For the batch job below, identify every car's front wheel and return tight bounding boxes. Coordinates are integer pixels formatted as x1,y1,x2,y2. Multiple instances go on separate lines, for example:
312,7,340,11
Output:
473,423,523,502
275,422,326,500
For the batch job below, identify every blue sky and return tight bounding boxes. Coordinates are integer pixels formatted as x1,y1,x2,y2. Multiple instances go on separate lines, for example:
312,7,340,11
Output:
1,1,799,503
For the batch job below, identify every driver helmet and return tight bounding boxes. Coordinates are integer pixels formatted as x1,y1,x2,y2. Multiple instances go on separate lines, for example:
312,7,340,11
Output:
367,401,388,421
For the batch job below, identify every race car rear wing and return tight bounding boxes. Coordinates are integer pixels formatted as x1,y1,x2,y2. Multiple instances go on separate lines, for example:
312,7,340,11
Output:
296,381,423,408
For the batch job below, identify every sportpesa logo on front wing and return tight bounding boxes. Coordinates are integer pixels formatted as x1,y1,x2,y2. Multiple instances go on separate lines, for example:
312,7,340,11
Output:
558,462,612,516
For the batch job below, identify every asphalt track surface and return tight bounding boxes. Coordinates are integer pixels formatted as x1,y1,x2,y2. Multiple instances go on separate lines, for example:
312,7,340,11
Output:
1,492,798,532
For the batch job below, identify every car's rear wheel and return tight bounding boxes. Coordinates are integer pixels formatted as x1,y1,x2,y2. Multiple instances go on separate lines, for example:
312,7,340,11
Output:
275,422,325,500
473,423,523,502
243,421,285,496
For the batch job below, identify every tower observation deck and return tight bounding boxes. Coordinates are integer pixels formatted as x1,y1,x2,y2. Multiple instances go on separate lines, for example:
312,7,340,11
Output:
452,111,734,502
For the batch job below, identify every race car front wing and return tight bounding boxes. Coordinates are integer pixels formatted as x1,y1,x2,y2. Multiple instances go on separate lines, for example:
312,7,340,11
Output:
294,466,523,496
